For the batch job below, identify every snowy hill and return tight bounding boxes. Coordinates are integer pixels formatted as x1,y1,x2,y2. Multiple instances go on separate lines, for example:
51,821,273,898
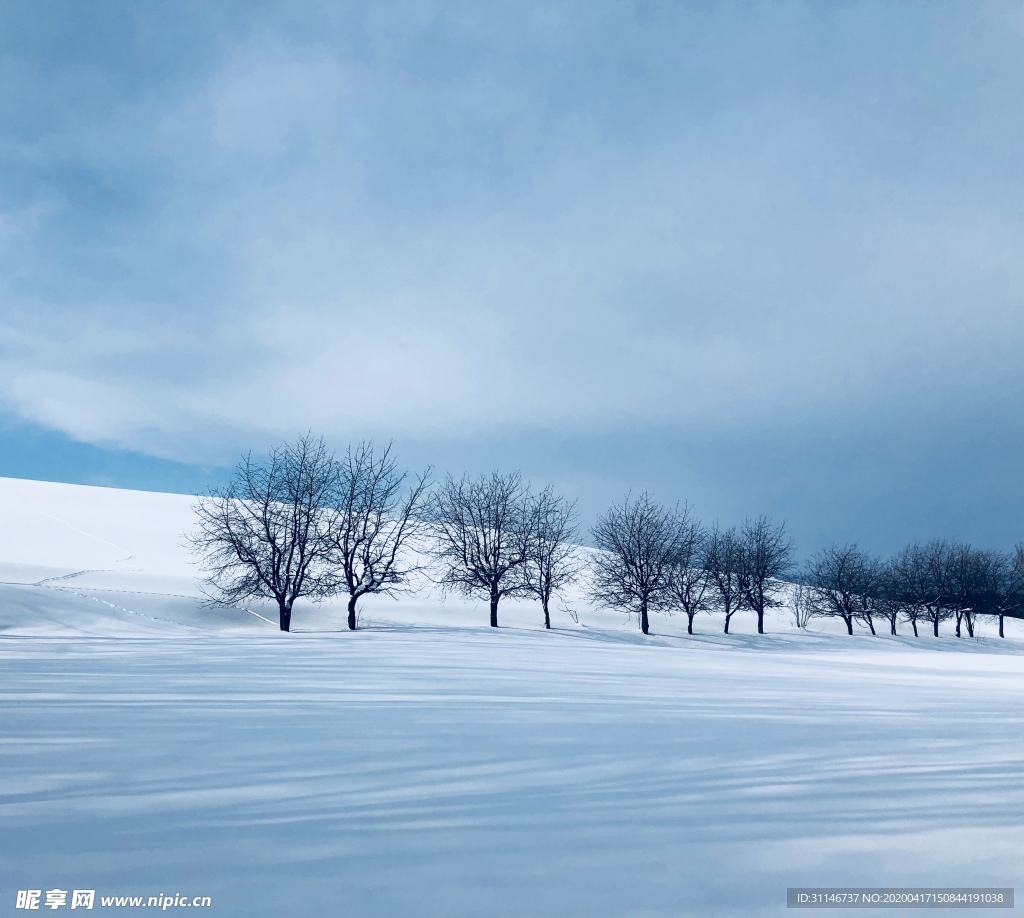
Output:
1,476,1023,917
2,475,1020,641
0,476,263,635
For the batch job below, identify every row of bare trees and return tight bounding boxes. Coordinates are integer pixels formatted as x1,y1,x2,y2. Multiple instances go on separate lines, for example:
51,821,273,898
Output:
192,437,1022,638
191,437,581,631
589,493,794,635
799,541,1024,638
191,437,430,631
191,439,795,635
428,471,581,628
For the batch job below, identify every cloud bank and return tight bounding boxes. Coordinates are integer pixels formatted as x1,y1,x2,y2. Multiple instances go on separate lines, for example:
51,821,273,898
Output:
2,1,1023,550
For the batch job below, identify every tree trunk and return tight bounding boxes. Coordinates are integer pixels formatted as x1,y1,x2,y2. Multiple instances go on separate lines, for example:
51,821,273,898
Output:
912,619,918,637
999,614,1005,638
955,613,961,638
890,618,897,636
640,600,649,635
687,613,694,635
347,595,358,631
756,605,765,634
965,614,975,638
723,610,730,634
933,617,939,637
278,600,292,632
845,616,853,635
490,590,499,628
542,598,551,630
866,617,876,635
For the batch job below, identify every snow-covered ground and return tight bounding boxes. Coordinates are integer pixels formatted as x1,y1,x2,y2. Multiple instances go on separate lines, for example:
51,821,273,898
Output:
1,476,1022,917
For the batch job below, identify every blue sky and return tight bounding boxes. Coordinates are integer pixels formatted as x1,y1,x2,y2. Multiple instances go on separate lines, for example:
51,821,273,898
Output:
2,1,1023,556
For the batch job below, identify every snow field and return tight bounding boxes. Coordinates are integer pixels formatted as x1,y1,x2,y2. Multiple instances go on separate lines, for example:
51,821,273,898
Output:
1,476,1023,916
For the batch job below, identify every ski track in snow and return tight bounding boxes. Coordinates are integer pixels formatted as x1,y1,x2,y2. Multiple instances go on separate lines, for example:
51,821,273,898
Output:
44,585,208,632
0,479,136,564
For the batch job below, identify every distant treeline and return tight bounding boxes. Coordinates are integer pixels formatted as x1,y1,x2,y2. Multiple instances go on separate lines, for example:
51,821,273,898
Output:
191,436,1024,637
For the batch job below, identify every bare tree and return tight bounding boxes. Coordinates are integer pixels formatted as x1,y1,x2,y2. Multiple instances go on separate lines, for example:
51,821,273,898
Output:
858,592,879,635
873,565,905,636
705,524,748,634
590,493,685,635
1006,545,1024,638
890,541,952,637
524,486,581,629
665,510,711,635
739,515,795,634
975,546,1024,638
804,544,882,635
901,589,925,637
427,471,532,627
946,543,985,638
190,435,336,632
325,442,432,631
789,581,815,630
1002,544,1024,638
